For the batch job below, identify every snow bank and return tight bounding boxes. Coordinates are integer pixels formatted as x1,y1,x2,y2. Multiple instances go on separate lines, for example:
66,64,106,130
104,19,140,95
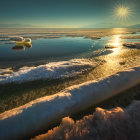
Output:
0,67,139,140
0,59,95,84
33,100,140,140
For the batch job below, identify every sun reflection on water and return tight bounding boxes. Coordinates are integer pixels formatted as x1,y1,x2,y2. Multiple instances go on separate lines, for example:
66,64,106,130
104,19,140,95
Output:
107,35,122,55
112,35,122,55
94,34,125,77
114,35,120,46
107,35,121,47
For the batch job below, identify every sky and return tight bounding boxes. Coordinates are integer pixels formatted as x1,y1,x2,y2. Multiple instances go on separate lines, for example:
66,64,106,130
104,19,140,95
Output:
0,0,140,28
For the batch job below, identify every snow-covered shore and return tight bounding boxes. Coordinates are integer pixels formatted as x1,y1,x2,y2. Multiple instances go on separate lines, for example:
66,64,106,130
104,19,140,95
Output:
0,66,140,140
0,59,95,84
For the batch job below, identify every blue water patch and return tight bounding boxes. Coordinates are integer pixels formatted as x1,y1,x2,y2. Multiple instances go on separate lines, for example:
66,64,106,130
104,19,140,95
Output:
0,37,104,63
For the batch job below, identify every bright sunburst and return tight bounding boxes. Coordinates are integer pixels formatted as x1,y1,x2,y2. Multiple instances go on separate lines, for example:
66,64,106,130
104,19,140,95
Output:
116,5,131,19
117,7,128,16
113,2,132,20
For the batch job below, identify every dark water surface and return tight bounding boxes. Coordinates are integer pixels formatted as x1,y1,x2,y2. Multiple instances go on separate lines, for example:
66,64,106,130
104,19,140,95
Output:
0,37,93,61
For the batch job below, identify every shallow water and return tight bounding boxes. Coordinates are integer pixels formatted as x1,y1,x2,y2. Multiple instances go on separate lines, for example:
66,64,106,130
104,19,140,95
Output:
0,37,91,61
0,36,112,68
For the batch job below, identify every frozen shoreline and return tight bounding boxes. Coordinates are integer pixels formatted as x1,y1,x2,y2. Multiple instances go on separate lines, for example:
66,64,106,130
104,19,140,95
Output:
0,59,95,84
0,66,140,140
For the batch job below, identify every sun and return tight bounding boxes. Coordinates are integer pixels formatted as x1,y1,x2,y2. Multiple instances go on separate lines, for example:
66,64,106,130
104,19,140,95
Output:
116,5,130,19
112,2,132,20
117,7,128,16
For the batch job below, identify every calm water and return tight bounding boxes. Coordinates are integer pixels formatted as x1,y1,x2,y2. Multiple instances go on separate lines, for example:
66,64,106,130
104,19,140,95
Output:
0,37,94,61
0,36,112,67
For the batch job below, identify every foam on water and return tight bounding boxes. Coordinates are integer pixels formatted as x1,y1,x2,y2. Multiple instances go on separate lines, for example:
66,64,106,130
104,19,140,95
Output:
0,59,95,84
0,66,139,140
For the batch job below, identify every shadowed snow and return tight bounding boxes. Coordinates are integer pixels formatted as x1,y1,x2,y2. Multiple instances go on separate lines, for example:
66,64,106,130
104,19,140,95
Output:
33,100,140,140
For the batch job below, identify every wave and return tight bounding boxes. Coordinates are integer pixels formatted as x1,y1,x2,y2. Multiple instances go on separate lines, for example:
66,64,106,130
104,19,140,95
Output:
0,66,139,140
33,100,140,140
0,59,95,84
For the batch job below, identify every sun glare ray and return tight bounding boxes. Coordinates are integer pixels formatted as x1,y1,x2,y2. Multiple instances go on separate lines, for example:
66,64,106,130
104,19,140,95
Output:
112,1,133,22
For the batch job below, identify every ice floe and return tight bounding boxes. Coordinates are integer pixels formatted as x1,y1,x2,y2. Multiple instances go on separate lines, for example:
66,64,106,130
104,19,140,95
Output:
9,36,32,44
